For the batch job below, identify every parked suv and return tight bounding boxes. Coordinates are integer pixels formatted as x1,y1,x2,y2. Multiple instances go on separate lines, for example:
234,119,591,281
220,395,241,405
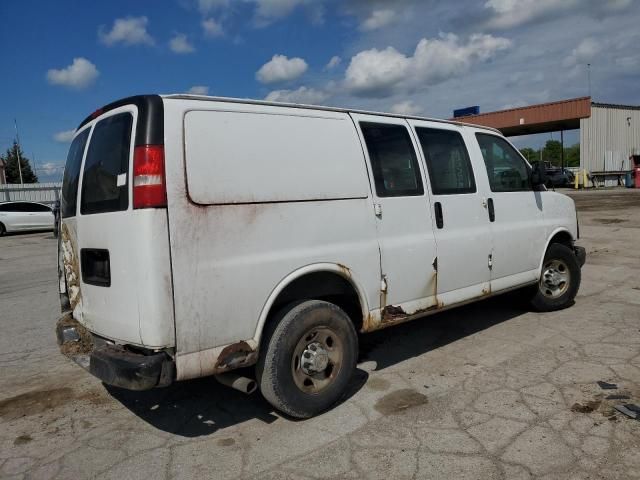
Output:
56,95,586,418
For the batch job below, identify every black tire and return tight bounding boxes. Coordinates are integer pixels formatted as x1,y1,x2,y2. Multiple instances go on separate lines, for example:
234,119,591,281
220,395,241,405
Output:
530,243,581,312
256,300,358,419
0,223,5,236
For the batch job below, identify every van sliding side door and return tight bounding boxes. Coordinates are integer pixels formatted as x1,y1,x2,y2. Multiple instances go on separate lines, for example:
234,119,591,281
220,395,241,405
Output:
408,121,493,305
351,114,438,316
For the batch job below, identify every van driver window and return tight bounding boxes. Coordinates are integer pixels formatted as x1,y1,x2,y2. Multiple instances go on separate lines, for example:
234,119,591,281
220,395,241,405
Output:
360,122,424,197
476,133,531,192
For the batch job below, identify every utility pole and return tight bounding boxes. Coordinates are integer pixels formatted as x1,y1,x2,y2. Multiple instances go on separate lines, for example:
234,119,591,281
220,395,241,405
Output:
560,130,564,171
14,119,24,184
587,63,591,98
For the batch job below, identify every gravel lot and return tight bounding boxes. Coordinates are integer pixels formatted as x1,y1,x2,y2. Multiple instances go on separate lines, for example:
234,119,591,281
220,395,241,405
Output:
1,189,639,479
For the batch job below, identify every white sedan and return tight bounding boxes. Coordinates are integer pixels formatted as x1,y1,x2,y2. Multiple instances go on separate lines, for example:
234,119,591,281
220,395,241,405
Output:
0,201,55,235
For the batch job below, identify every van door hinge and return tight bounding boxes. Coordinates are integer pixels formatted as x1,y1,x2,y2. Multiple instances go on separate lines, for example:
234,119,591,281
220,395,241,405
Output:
374,203,382,217
432,257,438,271
488,253,493,270
380,275,388,293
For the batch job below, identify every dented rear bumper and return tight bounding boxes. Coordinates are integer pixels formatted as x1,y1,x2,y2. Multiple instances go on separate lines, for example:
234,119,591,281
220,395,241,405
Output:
56,315,175,391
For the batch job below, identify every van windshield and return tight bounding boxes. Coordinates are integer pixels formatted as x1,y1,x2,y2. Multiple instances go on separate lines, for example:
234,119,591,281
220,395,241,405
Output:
80,113,133,215
61,129,90,218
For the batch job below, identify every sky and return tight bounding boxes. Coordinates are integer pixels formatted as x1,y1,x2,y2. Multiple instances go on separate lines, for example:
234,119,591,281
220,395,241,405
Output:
1,0,639,182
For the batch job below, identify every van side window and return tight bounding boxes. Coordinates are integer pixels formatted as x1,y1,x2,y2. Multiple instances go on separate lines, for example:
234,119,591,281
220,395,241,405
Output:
360,122,424,197
476,133,531,192
81,113,133,215
416,127,476,195
61,129,90,218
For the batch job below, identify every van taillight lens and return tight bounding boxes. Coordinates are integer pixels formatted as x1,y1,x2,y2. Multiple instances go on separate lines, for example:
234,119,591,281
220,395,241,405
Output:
133,145,167,209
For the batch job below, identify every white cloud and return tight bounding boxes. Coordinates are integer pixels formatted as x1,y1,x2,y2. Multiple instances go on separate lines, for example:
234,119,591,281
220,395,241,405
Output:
53,130,76,143
99,16,154,46
360,9,396,31
187,85,210,95
265,86,328,104
169,34,195,54
325,55,341,70
197,0,229,12
390,100,423,115
196,0,320,26
563,38,602,67
485,0,635,29
344,33,511,97
615,55,640,72
252,0,310,24
39,162,64,176
202,17,224,37
46,58,99,89
256,54,308,84
484,0,577,29
345,47,409,96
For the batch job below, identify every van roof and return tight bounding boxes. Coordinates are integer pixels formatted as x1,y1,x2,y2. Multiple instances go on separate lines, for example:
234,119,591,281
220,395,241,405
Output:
77,94,501,135
163,94,502,134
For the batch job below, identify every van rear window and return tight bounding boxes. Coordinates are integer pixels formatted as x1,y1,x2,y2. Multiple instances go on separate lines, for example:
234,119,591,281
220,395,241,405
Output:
61,129,90,218
81,113,133,215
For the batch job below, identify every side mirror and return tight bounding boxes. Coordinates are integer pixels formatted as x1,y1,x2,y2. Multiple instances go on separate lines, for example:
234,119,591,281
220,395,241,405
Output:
531,161,547,189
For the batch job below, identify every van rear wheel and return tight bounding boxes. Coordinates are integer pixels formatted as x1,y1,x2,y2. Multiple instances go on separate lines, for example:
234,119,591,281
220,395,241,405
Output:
256,300,358,418
529,243,581,312
0,223,5,236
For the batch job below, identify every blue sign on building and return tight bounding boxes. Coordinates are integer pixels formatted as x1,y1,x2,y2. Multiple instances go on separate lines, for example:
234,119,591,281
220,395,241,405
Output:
453,106,480,118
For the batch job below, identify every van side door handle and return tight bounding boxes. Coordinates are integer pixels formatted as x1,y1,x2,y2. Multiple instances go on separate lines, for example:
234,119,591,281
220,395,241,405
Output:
434,202,444,229
487,198,495,222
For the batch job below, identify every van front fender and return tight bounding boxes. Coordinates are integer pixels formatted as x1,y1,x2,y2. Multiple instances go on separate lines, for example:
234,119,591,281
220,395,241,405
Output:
537,227,576,274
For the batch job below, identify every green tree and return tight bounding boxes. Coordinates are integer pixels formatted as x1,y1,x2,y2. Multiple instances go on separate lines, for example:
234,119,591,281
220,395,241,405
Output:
2,141,38,183
564,143,580,167
542,140,562,167
519,147,538,162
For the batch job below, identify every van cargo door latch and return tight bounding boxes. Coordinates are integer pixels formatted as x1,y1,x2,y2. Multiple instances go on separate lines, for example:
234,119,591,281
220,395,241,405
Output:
374,203,382,217
488,253,493,269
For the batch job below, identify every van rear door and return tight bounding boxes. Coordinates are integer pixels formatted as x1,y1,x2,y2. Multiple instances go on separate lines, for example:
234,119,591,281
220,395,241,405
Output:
59,96,175,349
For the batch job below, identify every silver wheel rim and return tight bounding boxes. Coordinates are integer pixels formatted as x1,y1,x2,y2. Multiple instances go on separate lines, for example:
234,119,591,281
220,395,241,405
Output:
540,259,570,298
291,326,343,394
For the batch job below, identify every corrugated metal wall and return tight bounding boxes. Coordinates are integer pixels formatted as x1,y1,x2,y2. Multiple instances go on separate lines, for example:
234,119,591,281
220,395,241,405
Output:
0,182,62,206
580,105,640,186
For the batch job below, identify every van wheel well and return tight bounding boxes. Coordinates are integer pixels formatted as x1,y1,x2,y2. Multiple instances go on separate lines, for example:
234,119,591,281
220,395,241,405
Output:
261,272,363,347
0,222,5,235
548,230,573,250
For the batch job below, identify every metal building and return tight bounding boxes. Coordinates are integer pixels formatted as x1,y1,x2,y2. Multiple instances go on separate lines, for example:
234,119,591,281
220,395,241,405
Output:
581,103,640,185
457,97,640,186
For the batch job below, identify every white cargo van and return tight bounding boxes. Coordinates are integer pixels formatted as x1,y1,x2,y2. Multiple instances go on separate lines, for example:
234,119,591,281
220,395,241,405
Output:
56,94,585,418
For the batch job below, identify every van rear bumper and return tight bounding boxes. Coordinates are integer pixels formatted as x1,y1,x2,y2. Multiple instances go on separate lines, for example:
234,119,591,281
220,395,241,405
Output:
56,315,175,391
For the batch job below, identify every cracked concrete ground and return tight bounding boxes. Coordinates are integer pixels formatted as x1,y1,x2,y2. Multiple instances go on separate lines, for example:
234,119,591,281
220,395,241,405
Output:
1,188,639,479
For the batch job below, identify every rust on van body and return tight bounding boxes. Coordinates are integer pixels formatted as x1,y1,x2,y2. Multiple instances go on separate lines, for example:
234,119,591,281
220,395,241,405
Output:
213,341,259,373
364,268,441,332
61,223,82,312
57,313,93,357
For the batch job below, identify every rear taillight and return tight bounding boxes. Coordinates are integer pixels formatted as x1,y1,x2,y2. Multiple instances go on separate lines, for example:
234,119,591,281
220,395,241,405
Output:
133,145,167,209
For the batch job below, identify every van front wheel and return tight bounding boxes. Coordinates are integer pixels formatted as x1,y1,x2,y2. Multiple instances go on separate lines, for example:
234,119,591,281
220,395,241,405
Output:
530,243,581,312
256,300,358,418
